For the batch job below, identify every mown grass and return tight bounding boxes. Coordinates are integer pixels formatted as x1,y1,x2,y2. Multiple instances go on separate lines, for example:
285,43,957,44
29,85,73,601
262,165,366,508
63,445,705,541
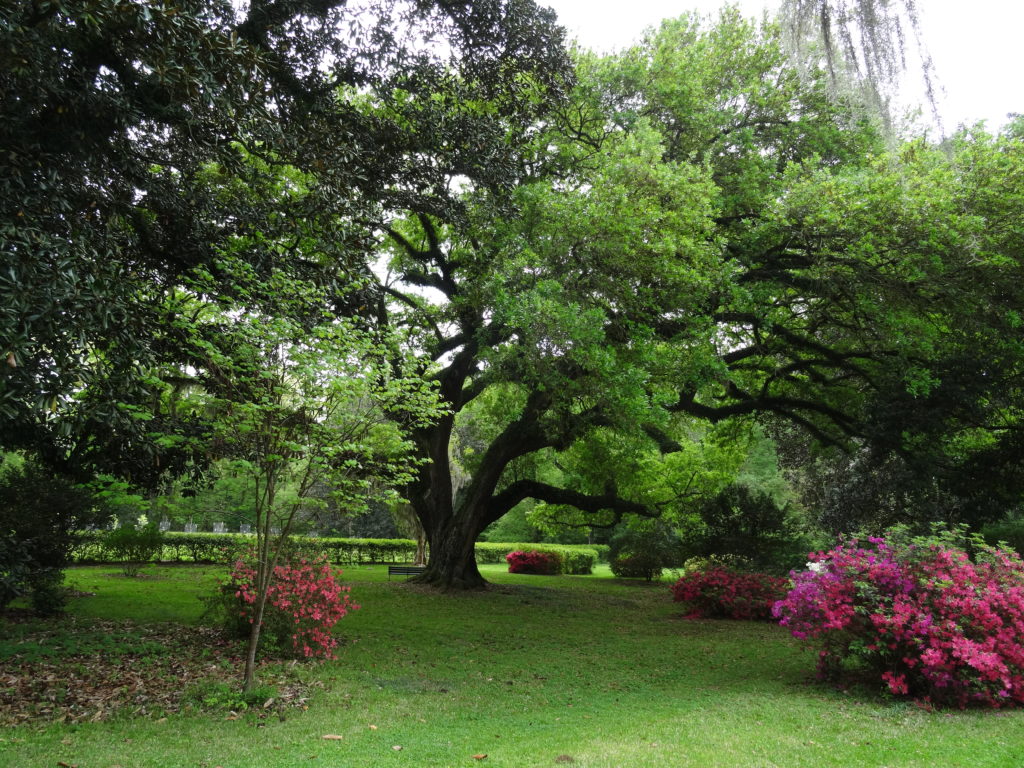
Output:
1,563,1022,767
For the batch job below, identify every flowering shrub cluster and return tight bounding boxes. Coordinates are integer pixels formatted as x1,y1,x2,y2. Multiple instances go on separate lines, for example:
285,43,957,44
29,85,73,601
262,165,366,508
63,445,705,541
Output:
227,554,358,659
506,549,563,575
773,528,1024,708
670,567,788,620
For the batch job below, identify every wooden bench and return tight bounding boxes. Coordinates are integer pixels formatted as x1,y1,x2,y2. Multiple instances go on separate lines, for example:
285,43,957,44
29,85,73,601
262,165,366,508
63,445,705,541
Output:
388,564,426,580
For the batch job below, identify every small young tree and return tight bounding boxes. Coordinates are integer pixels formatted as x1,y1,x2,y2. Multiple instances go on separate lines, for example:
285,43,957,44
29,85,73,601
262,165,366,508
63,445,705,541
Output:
194,312,440,691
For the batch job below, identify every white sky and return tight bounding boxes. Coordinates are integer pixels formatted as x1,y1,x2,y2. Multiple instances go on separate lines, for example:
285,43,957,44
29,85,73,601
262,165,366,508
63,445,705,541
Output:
542,0,1023,133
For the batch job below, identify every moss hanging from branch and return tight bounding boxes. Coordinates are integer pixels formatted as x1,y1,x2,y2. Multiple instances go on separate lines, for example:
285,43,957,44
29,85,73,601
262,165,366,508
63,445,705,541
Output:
780,0,938,130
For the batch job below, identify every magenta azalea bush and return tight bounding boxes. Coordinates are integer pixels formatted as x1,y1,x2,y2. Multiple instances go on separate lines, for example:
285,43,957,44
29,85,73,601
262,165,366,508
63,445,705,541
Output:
228,554,358,659
773,527,1024,708
506,549,563,575
670,567,788,620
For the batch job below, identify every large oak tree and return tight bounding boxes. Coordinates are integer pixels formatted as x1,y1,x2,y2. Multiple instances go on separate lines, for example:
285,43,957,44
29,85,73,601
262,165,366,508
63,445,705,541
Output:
369,10,1024,588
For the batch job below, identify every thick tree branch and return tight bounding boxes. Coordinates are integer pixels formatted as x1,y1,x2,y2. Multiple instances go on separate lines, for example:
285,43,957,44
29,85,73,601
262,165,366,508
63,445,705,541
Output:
484,480,654,528
641,424,683,454
669,389,860,448
381,285,445,343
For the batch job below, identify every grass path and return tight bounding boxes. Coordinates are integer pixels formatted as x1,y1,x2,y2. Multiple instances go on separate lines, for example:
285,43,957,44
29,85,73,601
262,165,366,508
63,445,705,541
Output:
1,564,1021,767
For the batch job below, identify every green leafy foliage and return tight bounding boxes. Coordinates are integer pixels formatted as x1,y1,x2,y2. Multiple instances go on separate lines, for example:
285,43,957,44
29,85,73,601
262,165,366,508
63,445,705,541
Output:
0,0,571,487
683,484,810,575
183,681,279,713
102,523,165,577
0,536,33,610
981,514,1024,556
0,457,108,613
608,524,684,581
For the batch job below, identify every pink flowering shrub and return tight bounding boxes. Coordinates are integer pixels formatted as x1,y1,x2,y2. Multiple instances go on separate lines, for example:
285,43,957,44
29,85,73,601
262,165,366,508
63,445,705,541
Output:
773,527,1024,708
506,549,563,575
670,567,788,620
224,554,358,659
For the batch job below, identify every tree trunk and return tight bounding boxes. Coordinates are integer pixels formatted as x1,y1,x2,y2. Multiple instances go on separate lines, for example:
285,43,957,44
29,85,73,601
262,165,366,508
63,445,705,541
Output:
414,531,427,567
242,588,269,693
413,514,487,590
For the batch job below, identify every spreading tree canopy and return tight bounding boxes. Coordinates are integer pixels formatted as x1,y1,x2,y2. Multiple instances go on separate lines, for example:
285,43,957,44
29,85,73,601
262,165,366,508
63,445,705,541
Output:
367,10,1024,588
0,0,571,481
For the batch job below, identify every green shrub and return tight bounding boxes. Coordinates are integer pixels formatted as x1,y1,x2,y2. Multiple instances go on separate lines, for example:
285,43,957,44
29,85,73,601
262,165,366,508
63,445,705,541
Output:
609,553,663,581
72,532,420,565
0,458,108,614
607,523,683,581
682,553,756,573
687,484,809,574
103,522,165,576
0,537,34,610
70,531,606,573
305,536,418,564
27,569,67,616
184,680,278,712
161,532,246,564
981,515,1024,555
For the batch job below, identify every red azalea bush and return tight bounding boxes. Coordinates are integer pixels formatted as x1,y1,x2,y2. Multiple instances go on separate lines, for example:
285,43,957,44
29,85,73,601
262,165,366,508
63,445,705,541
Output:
227,554,358,659
773,526,1024,708
670,567,788,620
506,549,563,575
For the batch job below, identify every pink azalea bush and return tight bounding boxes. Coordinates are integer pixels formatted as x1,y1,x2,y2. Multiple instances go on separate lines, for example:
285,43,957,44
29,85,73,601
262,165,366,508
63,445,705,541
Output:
227,554,358,659
670,567,788,620
506,549,563,575
773,527,1024,708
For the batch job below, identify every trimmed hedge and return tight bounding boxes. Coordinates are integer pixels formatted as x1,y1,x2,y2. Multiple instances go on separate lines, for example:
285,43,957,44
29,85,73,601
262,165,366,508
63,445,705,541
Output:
71,532,601,573
71,532,419,565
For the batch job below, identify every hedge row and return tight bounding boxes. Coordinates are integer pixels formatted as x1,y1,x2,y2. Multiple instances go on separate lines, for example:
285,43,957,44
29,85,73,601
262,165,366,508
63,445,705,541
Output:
71,531,419,565
475,542,599,574
71,532,606,571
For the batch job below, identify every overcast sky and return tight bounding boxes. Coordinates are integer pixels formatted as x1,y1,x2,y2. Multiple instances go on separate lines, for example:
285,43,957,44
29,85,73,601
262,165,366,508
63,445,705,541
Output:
541,0,1022,133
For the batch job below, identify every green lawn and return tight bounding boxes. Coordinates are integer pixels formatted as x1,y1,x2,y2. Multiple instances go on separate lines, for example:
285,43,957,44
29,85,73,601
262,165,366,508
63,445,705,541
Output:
1,564,1021,767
